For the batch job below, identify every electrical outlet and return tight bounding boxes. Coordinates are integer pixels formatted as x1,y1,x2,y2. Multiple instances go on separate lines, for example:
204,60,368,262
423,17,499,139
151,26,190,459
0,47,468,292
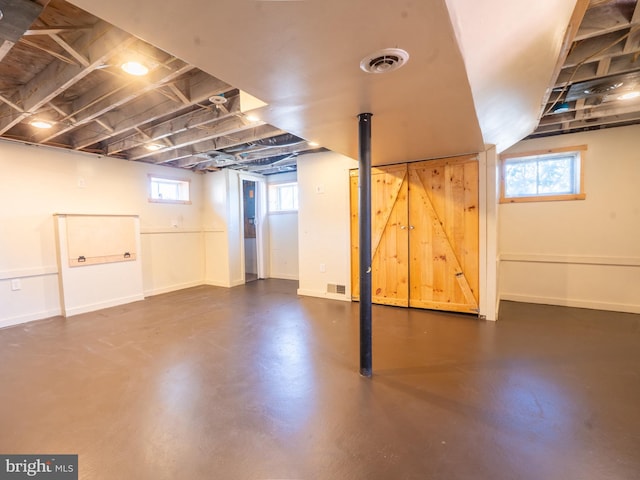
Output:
10,279,21,291
319,263,326,273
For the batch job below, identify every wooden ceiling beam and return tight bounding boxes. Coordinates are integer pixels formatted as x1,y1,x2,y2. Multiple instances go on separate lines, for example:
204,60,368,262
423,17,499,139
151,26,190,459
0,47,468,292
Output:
150,125,285,167
623,26,640,53
20,21,134,113
0,93,23,112
36,61,194,142
575,1,637,41
595,56,611,75
106,95,241,155
0,39,16,62
19,37,76,64
565,30,628,67
540,0,589,116
234,141,311,163
68,72,232,149
49,33,89,67
126,115,265,161
24,26,93,36
0,20,135,135
166,82,190,105
536,105,640,132
544,110,640,133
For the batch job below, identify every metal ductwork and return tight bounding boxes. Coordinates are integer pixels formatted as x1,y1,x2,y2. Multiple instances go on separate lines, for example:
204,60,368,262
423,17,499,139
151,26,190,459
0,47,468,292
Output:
250,133,304,148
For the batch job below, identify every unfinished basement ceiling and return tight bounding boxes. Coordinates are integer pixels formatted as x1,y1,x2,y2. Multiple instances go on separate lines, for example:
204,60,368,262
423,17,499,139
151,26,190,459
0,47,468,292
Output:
1,0,638,172
0,0,321,174
532,0,640,137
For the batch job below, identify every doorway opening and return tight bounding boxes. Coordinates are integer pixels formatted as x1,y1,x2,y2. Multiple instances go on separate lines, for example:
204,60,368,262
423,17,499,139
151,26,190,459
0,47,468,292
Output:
242,179,258,282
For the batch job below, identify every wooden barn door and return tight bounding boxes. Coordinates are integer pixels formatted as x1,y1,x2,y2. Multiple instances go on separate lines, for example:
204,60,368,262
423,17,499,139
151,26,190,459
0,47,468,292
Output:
350,164,409,306
408,156,479,313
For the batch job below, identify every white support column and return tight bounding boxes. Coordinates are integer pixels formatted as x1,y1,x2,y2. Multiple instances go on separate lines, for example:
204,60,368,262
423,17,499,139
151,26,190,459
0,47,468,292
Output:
478,146,500,320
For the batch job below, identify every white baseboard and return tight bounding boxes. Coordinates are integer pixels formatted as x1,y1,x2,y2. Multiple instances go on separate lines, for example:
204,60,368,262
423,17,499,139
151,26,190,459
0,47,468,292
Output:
500,293,640,314
144,280,203,297
64,294,145,317
0,308,62,330
204,279,234,288
269,273,299,281
296,288,350,302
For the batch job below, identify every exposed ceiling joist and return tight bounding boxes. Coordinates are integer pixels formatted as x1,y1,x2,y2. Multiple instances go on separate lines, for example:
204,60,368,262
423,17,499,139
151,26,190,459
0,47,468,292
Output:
532,0,640,138
2,0,638,173
35,60,195,143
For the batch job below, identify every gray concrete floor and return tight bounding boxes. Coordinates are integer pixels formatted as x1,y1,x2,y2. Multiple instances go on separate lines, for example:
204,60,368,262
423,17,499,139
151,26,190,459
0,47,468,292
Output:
0,279,638,479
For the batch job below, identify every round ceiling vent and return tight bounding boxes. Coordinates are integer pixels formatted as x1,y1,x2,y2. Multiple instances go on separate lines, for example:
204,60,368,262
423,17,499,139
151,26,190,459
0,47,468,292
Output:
360,48,409,74
209,95,228,105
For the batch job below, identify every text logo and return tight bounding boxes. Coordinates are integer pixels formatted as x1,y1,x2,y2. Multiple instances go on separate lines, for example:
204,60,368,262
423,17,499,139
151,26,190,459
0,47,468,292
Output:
0,456,77,479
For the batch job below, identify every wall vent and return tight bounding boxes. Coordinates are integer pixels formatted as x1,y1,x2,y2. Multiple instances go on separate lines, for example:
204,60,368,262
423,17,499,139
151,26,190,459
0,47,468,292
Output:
327,283,346,295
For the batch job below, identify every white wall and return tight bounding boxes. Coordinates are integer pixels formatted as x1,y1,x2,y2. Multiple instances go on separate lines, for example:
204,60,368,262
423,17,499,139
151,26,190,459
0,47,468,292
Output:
499,125,640,314
297,151,357,300
202,169,267,286
202,170,232,287
0,139,204,327
267,172,299,281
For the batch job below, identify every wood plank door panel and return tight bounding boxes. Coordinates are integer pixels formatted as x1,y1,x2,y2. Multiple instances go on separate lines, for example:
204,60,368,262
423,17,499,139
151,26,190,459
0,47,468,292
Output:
408,156,479,313
350,165,409,306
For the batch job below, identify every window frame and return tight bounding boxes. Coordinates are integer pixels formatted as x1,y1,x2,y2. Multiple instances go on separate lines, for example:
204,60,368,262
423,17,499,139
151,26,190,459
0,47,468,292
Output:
148,174,192,204
499,145,587,204
268,181,299,213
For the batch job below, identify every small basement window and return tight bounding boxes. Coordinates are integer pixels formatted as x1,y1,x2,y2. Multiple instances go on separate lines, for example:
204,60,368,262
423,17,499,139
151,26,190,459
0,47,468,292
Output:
268,182,298,212
148,175,191,204
500,146,586,203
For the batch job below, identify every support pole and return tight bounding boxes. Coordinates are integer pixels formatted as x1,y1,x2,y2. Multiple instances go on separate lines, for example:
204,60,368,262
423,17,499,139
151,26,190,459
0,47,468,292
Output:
358,113,373,377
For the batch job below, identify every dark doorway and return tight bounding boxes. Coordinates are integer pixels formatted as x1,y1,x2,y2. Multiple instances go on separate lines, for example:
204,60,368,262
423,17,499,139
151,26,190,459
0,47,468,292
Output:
242,179,258,282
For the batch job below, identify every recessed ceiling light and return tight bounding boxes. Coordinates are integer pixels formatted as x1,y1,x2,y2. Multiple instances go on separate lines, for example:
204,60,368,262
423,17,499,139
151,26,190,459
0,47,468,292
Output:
308,141,320,147
618,91,640,101
121,61,149,76
144,143,163,151
246,114,260,123
30,120,53,129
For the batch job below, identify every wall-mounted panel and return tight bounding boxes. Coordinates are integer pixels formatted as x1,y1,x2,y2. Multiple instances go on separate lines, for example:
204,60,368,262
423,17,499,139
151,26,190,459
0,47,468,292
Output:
54,214,144,317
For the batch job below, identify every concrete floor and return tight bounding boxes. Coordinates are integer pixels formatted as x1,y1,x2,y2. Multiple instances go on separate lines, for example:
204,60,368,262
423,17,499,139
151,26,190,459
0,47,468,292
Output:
0,279,639,479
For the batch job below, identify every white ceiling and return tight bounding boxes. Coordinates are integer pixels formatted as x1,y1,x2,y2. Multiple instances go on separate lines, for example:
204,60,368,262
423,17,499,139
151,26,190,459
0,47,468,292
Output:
67,0,578,166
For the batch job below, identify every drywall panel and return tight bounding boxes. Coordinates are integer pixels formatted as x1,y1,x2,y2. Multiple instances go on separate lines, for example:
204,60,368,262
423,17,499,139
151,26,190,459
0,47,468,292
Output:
500,260,640,313
140,230,204,296
203,170,231,287
0,274,60,329
268,212,299,280
445,0,578,152
267,172,299,281
0,139,204,326
297,151,357,300
227,170,245,286
498,125,640,313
